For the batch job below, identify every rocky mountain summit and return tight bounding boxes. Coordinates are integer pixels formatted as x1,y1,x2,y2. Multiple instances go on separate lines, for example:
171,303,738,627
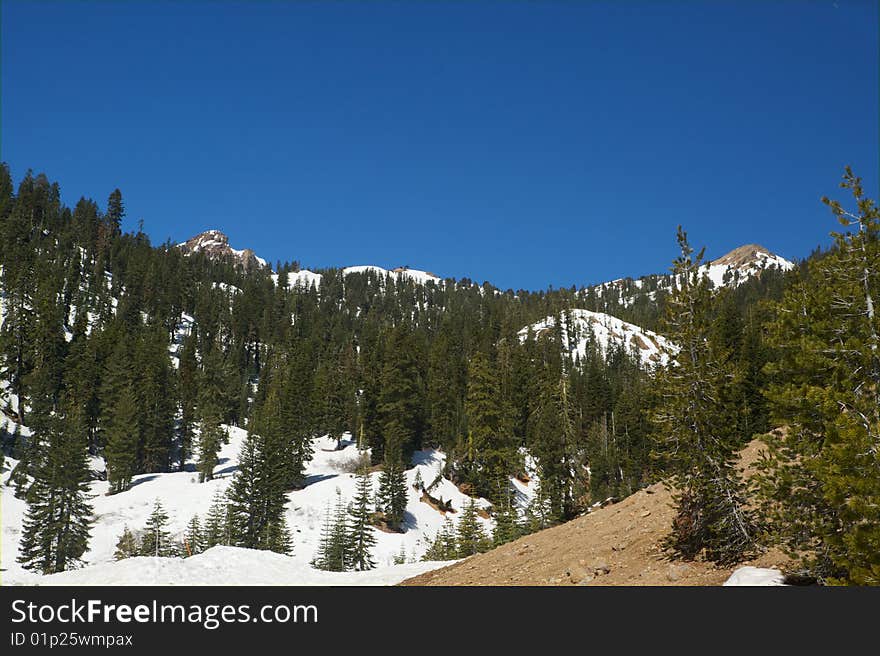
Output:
177,230,268,272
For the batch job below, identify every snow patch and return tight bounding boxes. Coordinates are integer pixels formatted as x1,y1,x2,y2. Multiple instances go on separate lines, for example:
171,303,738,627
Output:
519,309,676,367
723,566,786,586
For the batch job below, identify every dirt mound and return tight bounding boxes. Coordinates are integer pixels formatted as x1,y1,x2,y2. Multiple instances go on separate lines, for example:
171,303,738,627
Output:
401,439,789,586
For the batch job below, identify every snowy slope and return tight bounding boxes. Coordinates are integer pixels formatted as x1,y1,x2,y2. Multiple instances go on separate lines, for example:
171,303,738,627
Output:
519,309,676,367
703,245,794,289
268,266,442,291
0,427,508,586
588,244,794,309
342,265,441,285
270,269,324,290
9,547,452,586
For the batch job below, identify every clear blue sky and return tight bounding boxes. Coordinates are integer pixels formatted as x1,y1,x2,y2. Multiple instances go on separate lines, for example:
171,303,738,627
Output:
2,1,878,291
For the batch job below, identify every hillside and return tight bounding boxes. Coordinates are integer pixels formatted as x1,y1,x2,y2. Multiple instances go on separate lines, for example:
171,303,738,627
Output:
588,243,794,312
1,425,508,585
520,308,676,366
0,167,804,586
401,440,790,586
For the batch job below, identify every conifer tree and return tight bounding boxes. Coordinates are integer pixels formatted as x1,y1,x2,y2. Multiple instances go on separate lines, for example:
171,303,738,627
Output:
105,188,125,237
140,499,176,557
460,351,515,502
137,328,176,473
528,363,579,522
279,352,316,489
523,482,552,533
347,467,377,571
759,168,880,583
422,516,458,561
103,382,140,494
652,227,755,565
456,498,488,558
177,331,199,470
311,490,351,571
203,491,231,549
114,525,139,560
184,514,204,557
225,416,290,552
264,515,293,556
377,457,408,531
426,323,465,453
196,407,225,483
378,323,425,462
17,401,94,574
492,490,522,547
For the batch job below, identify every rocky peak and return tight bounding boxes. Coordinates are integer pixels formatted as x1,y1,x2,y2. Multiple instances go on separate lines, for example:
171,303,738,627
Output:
711,244,777,268
178,230,267,272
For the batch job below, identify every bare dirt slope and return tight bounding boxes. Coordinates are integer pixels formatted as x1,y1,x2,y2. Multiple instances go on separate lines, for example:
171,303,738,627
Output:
402,440,789,586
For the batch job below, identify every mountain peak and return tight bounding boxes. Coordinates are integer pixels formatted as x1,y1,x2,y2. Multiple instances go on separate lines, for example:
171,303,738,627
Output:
711,244,776,268
178,230,268,271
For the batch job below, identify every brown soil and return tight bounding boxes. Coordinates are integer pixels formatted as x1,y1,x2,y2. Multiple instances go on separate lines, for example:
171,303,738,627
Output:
401,439,791,586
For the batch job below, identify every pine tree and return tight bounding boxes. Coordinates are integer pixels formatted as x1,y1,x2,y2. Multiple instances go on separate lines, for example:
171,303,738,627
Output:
759,168,880,584
140,499,176,557
652,227,755,565
103,382,139,494
492,490,522,547
225,418,290,552
114,525,139,560
456,498,488,558
311,489,351,571
422,516,458,561
183,514,204,557
196,407,225,483
264,515,293,556
279,352,316,489
528,362,579,522
523,482,552,533
17,400,94,574
426,322,466,453
203,491,231,549
177,331,199,471
347,467,377,571
105,188,125,237
137,328,176,473
378,323,425,462
460,351,516,502
377,457,408,531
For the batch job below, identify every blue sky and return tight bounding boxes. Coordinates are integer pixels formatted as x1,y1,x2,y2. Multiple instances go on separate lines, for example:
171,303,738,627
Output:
2,1,878,291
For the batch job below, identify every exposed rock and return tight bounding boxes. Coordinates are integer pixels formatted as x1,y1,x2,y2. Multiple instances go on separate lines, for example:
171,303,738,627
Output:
591,562,611,576
178,230,267,272
666,563,692,582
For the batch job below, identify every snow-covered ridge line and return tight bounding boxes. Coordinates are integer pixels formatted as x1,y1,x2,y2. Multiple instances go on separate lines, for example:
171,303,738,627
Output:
269,265,443,290
519,308,676,367
586,244,793,308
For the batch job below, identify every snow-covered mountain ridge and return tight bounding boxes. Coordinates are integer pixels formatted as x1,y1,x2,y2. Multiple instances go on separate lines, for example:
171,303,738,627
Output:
589,244,794,308
178,232,791,304
519,309,676,367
